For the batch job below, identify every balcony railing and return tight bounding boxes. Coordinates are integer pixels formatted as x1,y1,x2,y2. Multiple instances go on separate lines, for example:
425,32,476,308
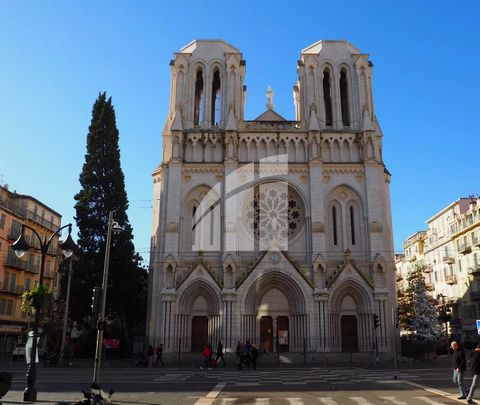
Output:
443,256,455,264
5,250,26,270
468,266,480,276
425,282,434,291
408,254,417,262
470,291,480,301
25,210,59,232
459,242,472,254
424,265,433,273
0,282,24,295
446,275,457,285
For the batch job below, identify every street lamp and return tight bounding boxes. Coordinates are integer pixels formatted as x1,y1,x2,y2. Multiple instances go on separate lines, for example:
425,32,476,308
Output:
93,211,123,385
12,223,77,402
59,254,74,366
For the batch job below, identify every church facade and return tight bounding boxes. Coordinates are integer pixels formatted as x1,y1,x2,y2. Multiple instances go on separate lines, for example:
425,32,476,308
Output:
148,39,397,359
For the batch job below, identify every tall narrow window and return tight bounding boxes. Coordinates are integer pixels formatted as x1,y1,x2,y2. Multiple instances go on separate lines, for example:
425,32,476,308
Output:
209,206,214,245
323,70,333,126
211,70,221,126
192,205,197,245
332,206,338,245
340,69,350,126
350,206,356,245
194,70,204,126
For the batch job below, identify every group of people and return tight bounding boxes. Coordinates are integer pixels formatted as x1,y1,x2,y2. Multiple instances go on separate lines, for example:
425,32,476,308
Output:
451,340,480,404
201,341,226,369
235,340,259,370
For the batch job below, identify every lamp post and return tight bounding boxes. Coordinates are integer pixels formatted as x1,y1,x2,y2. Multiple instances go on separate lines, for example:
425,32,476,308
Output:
437,293,450,353
59,255,74,366
93,211,123,385
12,223,77,402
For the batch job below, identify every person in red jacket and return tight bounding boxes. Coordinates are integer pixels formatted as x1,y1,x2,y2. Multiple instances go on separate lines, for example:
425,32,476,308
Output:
201,344,211,370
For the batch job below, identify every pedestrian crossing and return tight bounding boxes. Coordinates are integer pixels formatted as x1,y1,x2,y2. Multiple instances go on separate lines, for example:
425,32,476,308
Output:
214,396,456,405
197,367,416,386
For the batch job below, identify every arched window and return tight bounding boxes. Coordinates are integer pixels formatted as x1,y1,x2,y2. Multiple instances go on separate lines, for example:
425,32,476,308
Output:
350,205,355,245
194,70,204,126
323,70,333,126
332,206,338,246
211,70,221,126
340,69,350,126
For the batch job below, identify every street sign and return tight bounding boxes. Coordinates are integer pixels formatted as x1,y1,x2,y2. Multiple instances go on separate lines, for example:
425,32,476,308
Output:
476,320,480,335
25,333,39,364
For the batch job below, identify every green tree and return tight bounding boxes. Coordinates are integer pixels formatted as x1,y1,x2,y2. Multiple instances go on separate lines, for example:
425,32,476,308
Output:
69,92,148,355
398,263,440,342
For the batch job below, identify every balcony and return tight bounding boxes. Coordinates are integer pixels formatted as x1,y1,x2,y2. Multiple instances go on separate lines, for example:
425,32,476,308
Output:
468,265,480,276
443,256,455,265
25,210,59,233
445,275,457,285
459,242,472,255
408,254,417,262
470,291,480,301
5,250,27,270
424,265,433,273
425,282,434,291
7,226,22,240
0,282,24,295
473,235,480,247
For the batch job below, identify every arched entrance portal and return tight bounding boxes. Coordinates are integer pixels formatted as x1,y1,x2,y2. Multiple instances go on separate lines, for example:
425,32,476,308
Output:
242,271,308,353
330,280,373,352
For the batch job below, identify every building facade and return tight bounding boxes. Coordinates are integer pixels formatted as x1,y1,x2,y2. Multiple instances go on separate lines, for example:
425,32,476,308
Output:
148,40,397,359
396,197,480,342
0,185,62,350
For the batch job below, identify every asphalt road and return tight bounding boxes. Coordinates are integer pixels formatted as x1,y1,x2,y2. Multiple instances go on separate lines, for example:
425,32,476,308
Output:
0,364,474,405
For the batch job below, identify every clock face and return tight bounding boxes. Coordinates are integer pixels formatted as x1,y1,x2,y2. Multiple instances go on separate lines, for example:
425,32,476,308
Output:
270,254,280,263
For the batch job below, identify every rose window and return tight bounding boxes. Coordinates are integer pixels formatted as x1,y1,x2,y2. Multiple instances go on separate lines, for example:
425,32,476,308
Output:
243,183,304,244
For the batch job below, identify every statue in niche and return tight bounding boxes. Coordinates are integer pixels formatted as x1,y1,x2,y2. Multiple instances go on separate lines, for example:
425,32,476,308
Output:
374,264,385,288
314,264,326,289
165,265,174,289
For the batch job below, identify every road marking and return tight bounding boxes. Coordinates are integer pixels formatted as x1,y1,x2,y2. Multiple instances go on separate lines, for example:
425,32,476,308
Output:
255,399,270,405
318,398,337,405
286,399,303,405
379,397,407,405
194,382,226,405
404,380,466,403
220,399,237,404
415,397,446,405
349,398,374,405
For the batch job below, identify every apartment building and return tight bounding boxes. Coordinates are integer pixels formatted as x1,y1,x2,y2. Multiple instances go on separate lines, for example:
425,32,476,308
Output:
396,197,480,342
0,184,62,350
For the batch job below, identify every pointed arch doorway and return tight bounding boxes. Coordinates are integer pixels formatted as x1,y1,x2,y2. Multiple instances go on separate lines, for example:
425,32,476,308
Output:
340,295,358,352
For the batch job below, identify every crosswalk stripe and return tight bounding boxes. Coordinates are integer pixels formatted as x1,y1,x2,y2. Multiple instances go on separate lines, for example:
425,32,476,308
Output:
220,399,238,404
255,399,270,405
286,399,303,405
379,397,408,405
349,398,374,405
414,397,445,405
318,398,337,405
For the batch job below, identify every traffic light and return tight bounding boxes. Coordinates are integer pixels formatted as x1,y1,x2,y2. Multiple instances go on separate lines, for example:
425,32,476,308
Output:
373,314,380,329
91,287,101,315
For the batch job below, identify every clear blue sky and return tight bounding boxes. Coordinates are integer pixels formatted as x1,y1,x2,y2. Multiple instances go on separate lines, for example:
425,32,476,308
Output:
1,1,479,263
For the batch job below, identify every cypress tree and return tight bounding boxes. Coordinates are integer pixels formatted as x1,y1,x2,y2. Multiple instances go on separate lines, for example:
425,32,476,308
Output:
70,92,147,355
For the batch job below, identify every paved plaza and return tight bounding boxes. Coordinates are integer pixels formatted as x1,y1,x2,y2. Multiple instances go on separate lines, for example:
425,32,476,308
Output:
0,360,475,405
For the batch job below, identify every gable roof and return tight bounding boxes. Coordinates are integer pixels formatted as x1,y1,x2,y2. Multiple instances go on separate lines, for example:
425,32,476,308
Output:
254,109,287,122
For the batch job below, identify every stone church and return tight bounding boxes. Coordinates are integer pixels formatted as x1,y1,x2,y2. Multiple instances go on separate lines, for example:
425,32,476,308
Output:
148,39,397,360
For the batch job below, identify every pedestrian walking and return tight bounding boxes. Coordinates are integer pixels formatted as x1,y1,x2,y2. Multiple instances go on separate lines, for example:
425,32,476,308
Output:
155,344,164,367
201,344,211,370
216,341,226,366
451,341,468,399
466,343,480,404
244,339,252,369
146,345,154,368
250,344,258,370
236,341,244,370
